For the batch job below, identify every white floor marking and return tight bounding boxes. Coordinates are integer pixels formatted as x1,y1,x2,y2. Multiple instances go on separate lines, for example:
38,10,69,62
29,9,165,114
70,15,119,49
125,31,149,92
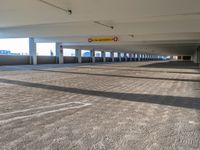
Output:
0,102,91,124
0,102,87,116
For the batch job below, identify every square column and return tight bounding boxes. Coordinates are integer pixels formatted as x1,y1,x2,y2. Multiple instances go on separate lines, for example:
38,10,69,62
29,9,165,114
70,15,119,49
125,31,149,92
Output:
76,49,82,63
129,53,133,61
118,52,122,62
56,43,64,64
138,54,141,61
134,54,137,61
111,51,115,62
91,49,95,63
197,48,200,64
102,51,106,62
29,38,37,65
124,53,128,61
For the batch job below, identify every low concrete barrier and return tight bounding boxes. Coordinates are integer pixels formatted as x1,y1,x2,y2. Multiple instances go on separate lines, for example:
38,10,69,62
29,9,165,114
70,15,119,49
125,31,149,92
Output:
37,56,56,64
106,58,112,62
95,57,103,62
82,57,92,63
64,57,78,63
0,55,30,66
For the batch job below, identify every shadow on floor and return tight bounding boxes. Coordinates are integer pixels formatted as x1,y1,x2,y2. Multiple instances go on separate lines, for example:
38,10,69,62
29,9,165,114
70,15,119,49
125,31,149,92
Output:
0,78,200,110
78,67,200,75
34,69,200,83
140,61,200,69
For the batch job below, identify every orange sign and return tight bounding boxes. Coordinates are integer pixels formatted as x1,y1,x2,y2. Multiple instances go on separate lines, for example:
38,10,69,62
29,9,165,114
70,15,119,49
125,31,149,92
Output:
88,36,119,43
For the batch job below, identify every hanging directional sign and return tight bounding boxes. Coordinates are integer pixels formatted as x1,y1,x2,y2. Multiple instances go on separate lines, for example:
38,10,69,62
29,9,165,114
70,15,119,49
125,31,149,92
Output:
88,36,119,43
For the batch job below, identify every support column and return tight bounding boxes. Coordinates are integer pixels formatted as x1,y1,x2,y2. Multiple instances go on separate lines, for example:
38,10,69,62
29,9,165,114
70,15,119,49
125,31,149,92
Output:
138,54,140,61
197,47,200,64
135,54,138,61
76,49,82,63
140,54,143,61
102,51,106,62
91,49,95,63
118,52,122,62
129,53,133,61
56,43,64,64
133,54,135,61
111,51,115,62
29,38,37,65
124,52,128,61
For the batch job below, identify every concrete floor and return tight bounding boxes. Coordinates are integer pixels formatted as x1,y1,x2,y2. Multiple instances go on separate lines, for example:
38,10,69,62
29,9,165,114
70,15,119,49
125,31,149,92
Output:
0,61,200,150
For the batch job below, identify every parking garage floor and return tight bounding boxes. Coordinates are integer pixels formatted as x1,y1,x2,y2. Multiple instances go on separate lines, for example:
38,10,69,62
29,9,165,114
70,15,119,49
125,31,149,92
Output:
0,61,200,150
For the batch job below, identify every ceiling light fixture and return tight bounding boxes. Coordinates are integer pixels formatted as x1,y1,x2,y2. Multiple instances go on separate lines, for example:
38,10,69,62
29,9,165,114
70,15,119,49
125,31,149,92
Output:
94,21,114,30
39,0,72,15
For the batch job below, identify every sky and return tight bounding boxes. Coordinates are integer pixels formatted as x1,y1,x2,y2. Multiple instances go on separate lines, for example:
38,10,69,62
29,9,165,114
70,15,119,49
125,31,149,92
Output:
0,38,56,56
0,38,29,55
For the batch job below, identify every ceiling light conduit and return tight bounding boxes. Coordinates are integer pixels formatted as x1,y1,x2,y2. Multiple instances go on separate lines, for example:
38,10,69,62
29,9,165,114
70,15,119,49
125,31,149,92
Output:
94,21,114,30
38,0,72,15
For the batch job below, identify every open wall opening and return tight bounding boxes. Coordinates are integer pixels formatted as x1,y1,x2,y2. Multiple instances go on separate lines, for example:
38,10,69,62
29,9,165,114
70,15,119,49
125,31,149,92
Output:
36,43,56,64
0,38,29,65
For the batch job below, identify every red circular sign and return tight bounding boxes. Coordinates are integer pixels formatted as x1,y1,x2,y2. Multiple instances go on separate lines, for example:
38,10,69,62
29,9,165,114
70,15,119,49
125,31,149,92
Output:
113,36,119,42
88,38,93,43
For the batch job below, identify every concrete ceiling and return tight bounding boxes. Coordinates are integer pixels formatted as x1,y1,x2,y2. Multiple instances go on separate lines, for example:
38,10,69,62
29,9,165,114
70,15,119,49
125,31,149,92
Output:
0,0,200,55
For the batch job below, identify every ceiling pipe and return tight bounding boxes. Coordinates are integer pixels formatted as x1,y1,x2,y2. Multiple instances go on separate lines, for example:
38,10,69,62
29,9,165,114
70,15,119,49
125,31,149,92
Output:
38,0,72,15
94,21,114,30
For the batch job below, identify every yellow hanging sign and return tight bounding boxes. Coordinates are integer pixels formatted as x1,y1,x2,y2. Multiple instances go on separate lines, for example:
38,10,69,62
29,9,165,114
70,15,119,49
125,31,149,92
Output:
88,36,119,43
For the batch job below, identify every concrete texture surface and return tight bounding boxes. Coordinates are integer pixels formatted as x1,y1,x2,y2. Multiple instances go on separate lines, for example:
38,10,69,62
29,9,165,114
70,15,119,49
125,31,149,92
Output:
0,61,200,150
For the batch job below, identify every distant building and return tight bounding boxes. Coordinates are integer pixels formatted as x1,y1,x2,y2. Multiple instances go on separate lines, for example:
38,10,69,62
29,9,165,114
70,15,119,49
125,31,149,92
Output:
0,50,21,56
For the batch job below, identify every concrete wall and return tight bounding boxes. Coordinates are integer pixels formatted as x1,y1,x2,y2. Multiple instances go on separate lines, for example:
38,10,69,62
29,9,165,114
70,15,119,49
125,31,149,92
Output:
0,55,30,66
37,56,56,64
121,58,125,62
82,57,92,63
114,58,119,62
106,58,112,62
192,48,200,64
64,57,78,63
95,57,103,62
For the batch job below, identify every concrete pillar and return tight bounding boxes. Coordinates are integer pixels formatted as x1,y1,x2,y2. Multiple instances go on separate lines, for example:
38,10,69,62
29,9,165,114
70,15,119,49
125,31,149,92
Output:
118,52,122,62
102,51,106,62
29,38,37,65
91,49,95,63
138,54,140,61
129,53,132,61
111,51,115,62
134,54,137,61
76,49,82,63
56,43,64,64
197,48,200,64
124,52,128,61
